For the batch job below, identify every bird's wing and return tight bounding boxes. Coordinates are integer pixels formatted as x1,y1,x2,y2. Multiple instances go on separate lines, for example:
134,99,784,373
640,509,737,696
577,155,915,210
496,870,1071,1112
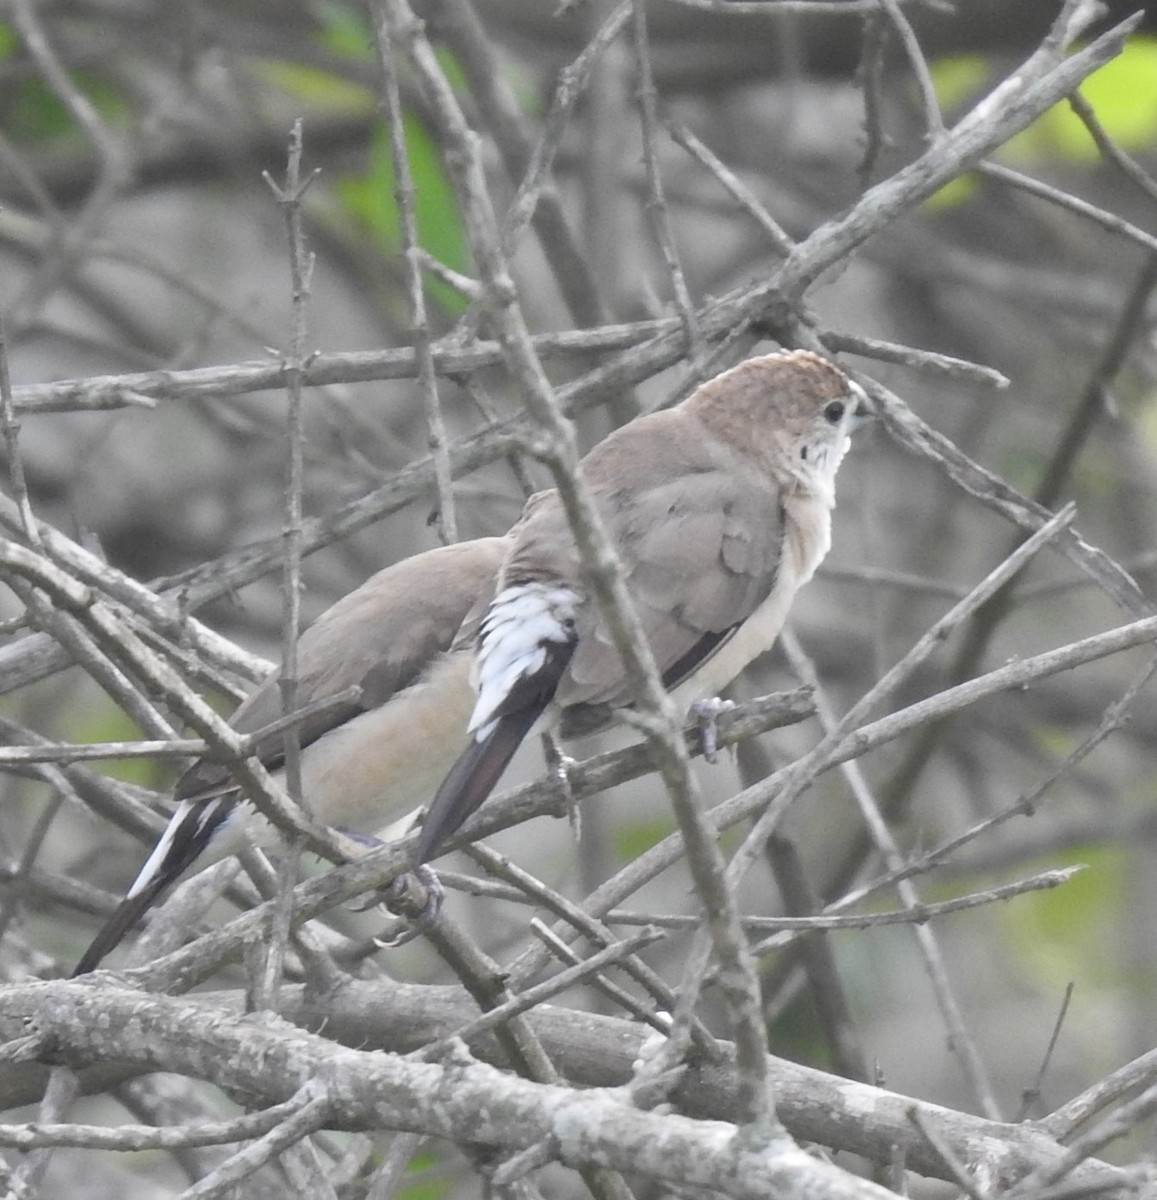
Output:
174,537,508,802
416,420,784,864
559,463,783,709
72,538,507,976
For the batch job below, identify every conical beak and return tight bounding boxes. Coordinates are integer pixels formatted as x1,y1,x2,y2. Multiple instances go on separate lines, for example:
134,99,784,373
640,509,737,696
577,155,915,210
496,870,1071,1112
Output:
847,380,876,429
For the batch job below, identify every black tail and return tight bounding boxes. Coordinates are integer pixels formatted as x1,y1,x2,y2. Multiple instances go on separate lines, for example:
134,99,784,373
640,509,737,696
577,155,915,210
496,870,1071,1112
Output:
71,874,173,977
414,704,546,865
71,795,233,976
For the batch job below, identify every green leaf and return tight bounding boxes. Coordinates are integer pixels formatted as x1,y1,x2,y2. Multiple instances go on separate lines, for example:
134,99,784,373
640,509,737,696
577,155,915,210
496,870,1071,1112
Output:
923,56,990,210
924,175,979,210
315,1,374,59
394,1146,451,1200
926,36,1157,211
254,60,375,115
62,697,172,789
995,846,1120,986
432,46,468,96
6,73,127,143
929,54,990,112
1008,35,1157,162
312,4,468,98
612,814,676,863
334,121,470,314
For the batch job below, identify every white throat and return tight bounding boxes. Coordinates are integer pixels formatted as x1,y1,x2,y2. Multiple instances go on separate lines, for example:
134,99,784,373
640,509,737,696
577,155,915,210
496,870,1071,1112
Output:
795,429,850,509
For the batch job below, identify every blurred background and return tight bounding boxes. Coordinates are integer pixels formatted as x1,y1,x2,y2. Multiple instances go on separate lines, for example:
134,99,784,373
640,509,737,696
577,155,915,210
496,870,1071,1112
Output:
1,0,1157,1195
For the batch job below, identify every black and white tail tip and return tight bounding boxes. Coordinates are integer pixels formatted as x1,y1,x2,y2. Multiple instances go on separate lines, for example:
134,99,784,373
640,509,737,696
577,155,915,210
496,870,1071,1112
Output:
413,581,581,864
71,794,233,976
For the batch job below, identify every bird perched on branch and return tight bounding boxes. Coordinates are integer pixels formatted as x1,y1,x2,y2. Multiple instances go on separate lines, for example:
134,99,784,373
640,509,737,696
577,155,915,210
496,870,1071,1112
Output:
415,349,869,864
72,536,509,976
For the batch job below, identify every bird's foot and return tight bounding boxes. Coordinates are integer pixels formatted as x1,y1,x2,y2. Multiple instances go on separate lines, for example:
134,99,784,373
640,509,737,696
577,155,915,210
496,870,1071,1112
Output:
541,731,580,839
687,697,736,764
373,864,444,948
333,829,443,946
338,829,396,914
628,1010,685,1110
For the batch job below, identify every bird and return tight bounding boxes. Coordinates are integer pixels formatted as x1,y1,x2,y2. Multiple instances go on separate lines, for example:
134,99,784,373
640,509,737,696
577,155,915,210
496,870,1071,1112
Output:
72,535,510,976
414,349,869,864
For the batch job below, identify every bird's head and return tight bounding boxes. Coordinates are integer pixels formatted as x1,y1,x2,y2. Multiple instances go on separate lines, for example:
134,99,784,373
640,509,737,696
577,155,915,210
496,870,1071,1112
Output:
684,349,871,499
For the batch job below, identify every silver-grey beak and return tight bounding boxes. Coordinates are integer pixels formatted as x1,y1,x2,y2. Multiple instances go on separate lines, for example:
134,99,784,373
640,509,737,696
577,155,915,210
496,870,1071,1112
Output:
847,380,876,429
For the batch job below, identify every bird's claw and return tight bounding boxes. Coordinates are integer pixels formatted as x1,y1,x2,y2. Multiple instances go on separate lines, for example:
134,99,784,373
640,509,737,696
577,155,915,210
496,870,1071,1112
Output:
541,732,580,839
372,864,445,948
688,697,736,764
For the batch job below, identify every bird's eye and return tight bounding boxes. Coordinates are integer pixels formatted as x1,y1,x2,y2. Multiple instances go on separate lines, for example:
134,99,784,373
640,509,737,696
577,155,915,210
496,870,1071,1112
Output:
823,400,846,424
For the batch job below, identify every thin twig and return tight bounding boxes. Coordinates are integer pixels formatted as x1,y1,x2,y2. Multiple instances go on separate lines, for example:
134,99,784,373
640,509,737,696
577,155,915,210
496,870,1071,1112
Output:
499,2,633,289
429,928,663,1050
180,1084,332,1200
631,0,701,361
426,0,608,327
822,330,1009,389
907,1107,993,1200
6,0,134,330
977,161,1157,254
1007,1080,1157,1196
0,304,38,545
1041,1043,1157,1143
0,686,358,766
467,842,720,1056
261,119,319,1009
874,247,1157,850
373,22,458,544
601,868,1084,941
856,11,891,186
0,1089,328,1150
7,1064,79,1196
878,0,943,138
374,0,775,1133
1067,90,1157,205
1016,983,1076,1122
781,628,1001,1119
412,862,1082,938
667,119,793,255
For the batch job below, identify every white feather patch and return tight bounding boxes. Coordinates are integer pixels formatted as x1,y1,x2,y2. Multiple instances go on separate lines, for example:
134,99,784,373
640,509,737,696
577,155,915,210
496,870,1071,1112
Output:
470,581,582,739
125,797,228,898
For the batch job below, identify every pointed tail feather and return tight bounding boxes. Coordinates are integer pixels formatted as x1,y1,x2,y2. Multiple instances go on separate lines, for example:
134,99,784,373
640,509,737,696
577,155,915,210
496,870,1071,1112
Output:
414,704,545,865
71,795,233,976
415,578,580,864
71,874,173,977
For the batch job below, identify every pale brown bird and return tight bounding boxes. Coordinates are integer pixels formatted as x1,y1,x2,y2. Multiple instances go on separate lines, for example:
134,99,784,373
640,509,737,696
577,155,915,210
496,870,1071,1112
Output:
416,350,868,863
72,536,509,975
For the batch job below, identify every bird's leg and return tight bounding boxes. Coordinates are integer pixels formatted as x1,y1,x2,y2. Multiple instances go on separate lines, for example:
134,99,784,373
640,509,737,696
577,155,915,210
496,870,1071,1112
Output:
687,696,736,764
540,731,580,840
336,829,445,945
375,864,444,948
628,1010,687,1110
